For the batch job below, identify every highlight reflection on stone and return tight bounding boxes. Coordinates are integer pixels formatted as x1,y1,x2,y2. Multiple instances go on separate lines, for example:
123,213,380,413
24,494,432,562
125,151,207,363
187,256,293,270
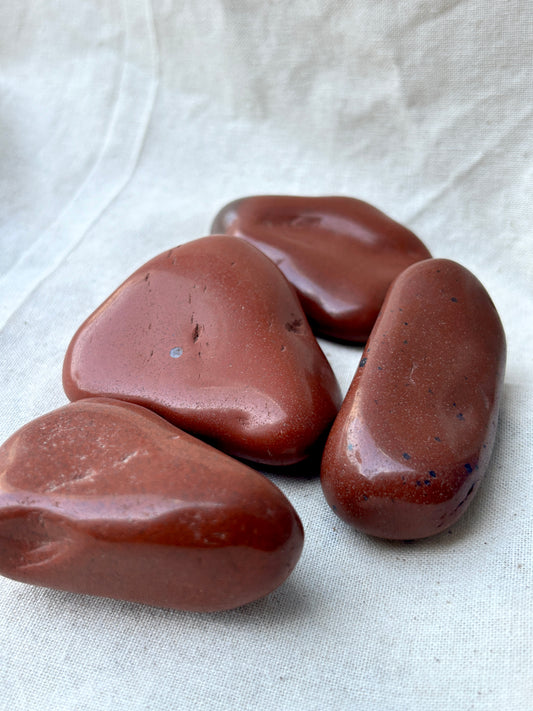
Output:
0,399,304,611
321,259,506,540
211,195,431,342
63,236,341,466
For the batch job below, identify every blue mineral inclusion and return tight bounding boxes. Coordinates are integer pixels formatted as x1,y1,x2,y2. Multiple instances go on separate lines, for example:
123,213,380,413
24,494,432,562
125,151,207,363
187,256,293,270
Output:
170,347,183,358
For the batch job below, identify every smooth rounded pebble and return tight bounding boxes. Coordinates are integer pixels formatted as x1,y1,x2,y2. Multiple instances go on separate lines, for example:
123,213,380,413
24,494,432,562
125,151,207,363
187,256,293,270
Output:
321,258,506,540
0,398,304,611
63,236,342,466
211,195,431,342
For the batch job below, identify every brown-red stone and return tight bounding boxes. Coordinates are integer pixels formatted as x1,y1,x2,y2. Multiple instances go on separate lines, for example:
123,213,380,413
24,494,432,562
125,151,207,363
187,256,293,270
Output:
63,236,341,466
211,195,431,342
0,398,304,611
321,259,506,539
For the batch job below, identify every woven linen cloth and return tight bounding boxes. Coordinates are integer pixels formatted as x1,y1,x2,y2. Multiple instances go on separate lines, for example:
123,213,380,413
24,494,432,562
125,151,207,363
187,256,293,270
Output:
0,2,531,709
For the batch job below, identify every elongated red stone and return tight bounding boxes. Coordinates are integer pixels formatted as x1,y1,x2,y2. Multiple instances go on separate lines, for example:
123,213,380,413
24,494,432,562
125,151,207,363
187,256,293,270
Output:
211,195,431,342
0,399,304,611
63,236,341,466
321,259,506,540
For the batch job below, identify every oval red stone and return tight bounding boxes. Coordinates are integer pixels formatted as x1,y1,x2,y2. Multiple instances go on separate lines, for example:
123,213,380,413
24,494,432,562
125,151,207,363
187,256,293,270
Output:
0,399,304,611
63,236,341,465
321,259,506,539
211,195,431,342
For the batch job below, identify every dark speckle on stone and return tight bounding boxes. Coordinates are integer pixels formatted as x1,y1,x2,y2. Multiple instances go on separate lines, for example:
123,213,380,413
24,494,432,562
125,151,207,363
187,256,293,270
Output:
378,365,383,370
424,480,431,485
403,339,408,344
434,436,441,442
363,495,368,501
285,318,303,333
457,413,464,421
359,357,367,368
464,463,473,473
404,322,408,325
416,481,422,486
429,470,437,478
451,297,458,302
403,452,411,460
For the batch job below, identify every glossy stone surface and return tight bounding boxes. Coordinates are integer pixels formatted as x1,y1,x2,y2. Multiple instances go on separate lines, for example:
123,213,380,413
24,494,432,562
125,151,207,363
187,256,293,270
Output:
0,398,304,611
211,195,431,342
321,259,506,540
63,236,341,466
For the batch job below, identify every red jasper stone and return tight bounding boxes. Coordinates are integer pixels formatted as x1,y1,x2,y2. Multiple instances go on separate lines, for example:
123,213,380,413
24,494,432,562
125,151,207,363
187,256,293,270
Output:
321,259,506,540
211,195,431,342
0,398,304,611
63,236,341,466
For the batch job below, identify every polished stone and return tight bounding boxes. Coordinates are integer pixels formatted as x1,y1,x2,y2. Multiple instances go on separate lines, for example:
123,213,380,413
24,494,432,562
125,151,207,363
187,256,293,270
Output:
211,195,431,342
321,259,506,539
0,398,304,611
63,236,342,466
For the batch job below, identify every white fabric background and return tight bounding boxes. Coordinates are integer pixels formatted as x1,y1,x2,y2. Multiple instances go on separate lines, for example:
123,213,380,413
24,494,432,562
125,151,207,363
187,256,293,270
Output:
1,1,532,709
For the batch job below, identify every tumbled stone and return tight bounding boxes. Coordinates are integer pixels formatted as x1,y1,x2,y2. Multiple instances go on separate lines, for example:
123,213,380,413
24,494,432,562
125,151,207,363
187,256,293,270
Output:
321,259,506,539
0,398,304,611
63,236,341,466
211,195,431,342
